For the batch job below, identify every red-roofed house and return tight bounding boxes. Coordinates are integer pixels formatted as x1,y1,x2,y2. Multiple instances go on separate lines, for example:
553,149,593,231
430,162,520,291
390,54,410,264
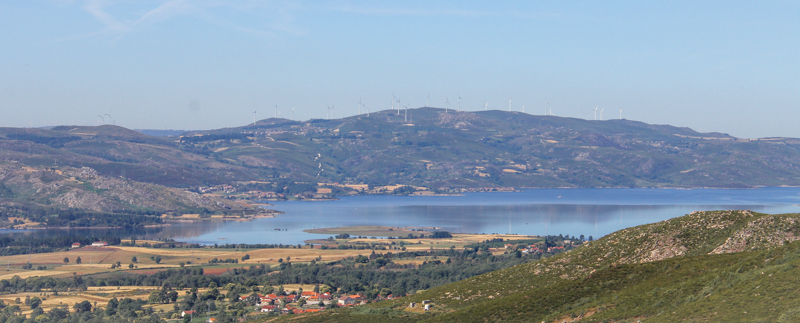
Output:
260,305,277,313
71,243,81,249
301,291,319,299
337,295,361,306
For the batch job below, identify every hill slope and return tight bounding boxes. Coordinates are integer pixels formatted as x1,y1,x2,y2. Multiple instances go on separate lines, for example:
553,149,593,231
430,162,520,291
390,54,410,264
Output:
187,108,800,189
287,210,800,322
6,110,800,190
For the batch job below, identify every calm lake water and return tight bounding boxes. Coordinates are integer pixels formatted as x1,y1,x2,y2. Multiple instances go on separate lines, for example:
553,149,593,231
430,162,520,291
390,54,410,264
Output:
4,188,800,245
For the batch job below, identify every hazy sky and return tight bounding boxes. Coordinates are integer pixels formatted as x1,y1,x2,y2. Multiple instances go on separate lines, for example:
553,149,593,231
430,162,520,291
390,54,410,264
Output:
1,1,798,138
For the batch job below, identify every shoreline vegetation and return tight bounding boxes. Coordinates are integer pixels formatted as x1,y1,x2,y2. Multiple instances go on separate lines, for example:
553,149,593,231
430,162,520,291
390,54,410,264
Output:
5,211,282,230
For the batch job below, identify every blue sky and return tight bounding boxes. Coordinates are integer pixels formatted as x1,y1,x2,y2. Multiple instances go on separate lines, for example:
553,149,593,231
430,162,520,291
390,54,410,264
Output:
1,1,798,138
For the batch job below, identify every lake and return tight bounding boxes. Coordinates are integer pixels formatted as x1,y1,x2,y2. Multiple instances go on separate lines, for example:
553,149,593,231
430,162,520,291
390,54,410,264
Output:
4,187,800,245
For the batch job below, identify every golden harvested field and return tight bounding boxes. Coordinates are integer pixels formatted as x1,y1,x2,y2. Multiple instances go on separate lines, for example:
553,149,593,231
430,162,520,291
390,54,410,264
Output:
0,287,160,316
0,232,538,283
241,248,376,265
268,284,319,293
347,233,538,249
0,270,65,280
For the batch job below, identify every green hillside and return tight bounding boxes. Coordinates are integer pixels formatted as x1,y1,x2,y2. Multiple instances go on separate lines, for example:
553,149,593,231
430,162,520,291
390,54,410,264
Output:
284,210,800,322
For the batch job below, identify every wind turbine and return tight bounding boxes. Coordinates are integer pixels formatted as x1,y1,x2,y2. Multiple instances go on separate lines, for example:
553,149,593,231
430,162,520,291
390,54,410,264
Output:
594,107,598,120
619,108,622,120
600,108,605,120
358,98,363,115
508,98,512,111
98,115,104,125
396,98,401,115
326,104,330,120
427,92,430,107
104,113,113,125
292,107,296,121
330,105,335,119
522,105,525,113
275,105,278,118
458,94,462,111
253,111,257,125
545,101,549,116
444,97,450,113
364,105,370,117
403,103,410,122
391,93,396,112
484,102,489,111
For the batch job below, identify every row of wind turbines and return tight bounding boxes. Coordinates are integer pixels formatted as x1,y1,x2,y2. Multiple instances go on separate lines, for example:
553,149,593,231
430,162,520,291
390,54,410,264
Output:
248,94,624,126
97,112,114,125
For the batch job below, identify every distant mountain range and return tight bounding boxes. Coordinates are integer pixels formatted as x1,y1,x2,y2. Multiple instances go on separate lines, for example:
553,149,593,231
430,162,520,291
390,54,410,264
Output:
5,108,800,191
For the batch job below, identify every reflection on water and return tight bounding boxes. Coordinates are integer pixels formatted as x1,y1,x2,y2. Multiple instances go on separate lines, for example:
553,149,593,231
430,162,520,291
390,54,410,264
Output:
3,188,800,245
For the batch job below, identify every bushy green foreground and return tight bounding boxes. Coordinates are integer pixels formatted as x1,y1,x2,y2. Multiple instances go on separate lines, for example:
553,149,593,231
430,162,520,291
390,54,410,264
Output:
280,210,800,322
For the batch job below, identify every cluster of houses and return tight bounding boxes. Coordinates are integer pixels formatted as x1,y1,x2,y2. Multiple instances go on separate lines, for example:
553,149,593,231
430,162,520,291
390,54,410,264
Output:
196,185,237,194
222,291,397,315
235,291,338,314
71,241,108,249
505,243,567,255
245,190,283,198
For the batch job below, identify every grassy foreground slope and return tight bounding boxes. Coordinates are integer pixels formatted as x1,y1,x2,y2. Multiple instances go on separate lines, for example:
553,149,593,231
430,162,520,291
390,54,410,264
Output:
284,210,800,322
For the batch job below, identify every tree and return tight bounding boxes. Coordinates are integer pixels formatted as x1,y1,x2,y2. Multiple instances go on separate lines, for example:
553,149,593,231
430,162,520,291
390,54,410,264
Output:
132,256,137,263
73,300,92,313
75,256,82,264
28,297,41,309
168,290,178,303
228,290,240,304
63,257,69,264
297,298,307,306
106,298,118,316
214,309,229,323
